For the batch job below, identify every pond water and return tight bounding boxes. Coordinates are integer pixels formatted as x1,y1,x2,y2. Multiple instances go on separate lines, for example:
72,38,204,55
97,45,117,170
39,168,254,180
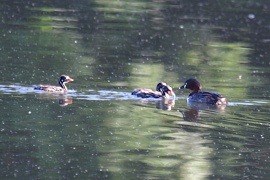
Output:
1,0,270,179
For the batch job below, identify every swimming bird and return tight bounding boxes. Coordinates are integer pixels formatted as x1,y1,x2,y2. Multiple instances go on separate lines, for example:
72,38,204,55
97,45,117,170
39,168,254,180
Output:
132,82,175,99
180,78,227,105
34,75,74,93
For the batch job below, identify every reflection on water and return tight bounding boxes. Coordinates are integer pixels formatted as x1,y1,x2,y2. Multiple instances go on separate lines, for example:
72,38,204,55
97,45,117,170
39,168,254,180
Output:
0,84,73,106
2,0,270,179
180,108,200,121
58,96,73,106
156,98,175,111
37,93,73,107
1,83,270,179
132,98,175,111
180,102,227,121
98,120,213,179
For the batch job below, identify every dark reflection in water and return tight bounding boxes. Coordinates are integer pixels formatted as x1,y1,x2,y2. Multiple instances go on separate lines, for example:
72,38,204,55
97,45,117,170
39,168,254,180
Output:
180,102,226,121
180,108,200,121
1,0,270,179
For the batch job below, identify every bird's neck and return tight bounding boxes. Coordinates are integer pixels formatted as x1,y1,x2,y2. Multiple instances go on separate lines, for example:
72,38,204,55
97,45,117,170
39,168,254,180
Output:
189,89,201,96
59,81,67,90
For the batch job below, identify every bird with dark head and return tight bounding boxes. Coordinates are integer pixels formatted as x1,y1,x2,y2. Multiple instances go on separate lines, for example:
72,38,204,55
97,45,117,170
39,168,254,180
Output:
34,75,74,93
180,78,227,105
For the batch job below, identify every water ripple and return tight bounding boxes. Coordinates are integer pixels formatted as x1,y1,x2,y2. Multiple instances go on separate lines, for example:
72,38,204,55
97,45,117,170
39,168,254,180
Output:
0,84,268,105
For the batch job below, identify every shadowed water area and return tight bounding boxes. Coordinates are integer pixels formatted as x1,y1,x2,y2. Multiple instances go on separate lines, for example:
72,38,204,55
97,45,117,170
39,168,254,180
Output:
1,0,270,179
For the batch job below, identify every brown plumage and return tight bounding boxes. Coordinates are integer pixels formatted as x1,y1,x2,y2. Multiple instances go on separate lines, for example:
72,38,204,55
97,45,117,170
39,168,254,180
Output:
34,75,74,93
132,82,175,99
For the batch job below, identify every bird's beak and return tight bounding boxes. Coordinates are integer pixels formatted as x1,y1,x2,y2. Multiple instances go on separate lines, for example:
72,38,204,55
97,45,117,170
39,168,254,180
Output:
179,84,185,89
67,78,74,82
167,90,176,99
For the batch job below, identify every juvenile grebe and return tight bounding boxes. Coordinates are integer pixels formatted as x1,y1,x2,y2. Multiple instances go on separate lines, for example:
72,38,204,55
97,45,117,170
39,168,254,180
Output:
132,82,175,99
34,75,74,93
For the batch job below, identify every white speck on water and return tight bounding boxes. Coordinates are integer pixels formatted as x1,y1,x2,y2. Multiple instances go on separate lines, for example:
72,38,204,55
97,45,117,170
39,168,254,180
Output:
28,111,31,114
74,40,78,43
248,14,255,19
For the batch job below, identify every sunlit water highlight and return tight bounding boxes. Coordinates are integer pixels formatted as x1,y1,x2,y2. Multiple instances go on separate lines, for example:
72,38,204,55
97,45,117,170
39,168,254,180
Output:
2,1,270,179
0,84,267,107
